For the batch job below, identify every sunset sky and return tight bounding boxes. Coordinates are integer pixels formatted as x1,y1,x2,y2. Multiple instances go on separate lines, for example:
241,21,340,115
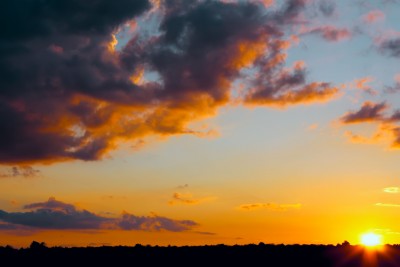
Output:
1,0,400,248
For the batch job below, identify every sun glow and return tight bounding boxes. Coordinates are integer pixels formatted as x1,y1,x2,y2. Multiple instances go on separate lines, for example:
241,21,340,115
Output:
360,233,382,247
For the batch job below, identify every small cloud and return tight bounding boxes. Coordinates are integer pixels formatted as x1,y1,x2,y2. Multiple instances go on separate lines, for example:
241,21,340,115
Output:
237,203,301,211
379,37,400,58
348,77,377,95
344,131,381,145
176,184,189,189
383,187,400,193
318,0,336,17
118,211,198,232
131,139,146,151
168,192,213,205
48,44,64,54
340,102,388,124
384,74,400,94
373,228,400,235
299,25,351,42
375,203,400,208
0,166,41,178
194,231,217,235
362,10,385,24
308,123,318,131
100,195,127,200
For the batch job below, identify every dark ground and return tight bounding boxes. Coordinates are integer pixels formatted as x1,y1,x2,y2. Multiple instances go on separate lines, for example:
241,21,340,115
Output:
2,241,400,267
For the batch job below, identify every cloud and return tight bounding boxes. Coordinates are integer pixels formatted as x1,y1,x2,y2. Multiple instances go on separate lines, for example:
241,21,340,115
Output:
169,193,200,205
194,231,217,235
244,62,340,106
176,184,189,189
307,123,318,131
118,212,197,232
375,203,400,208
0,166,41,178
300,25,352,42
344,131,381,145
318,0,336,17
237,202,301,211
340,102,388,124
388,111,400,122
0,197,110,229
0,0,339,164
384,74,400,94
0,197,198,232
379,38,400,58
362,10,385,23
339,101,400,149
383,187,400,193
168,192,213,206
348,77,377,95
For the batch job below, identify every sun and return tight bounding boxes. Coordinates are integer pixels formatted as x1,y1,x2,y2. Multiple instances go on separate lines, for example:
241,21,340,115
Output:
360,233,382,247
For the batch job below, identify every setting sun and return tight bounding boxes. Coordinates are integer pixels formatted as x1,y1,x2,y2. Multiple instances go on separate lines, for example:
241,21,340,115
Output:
360,233,382,247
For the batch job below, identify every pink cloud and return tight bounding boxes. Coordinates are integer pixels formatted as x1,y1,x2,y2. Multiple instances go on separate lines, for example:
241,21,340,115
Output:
362,10,385,23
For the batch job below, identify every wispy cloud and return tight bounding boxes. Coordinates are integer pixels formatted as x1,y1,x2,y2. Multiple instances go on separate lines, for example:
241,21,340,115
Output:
375,203,400,208
176,184,189,189
347,77,377,95
299,25,352,42
168,193,213,205
383,187,400,193
237,203,301,211
0,166,41,178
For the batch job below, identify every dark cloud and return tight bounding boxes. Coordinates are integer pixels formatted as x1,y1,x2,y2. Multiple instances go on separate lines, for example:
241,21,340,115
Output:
0,197,110,229
340,102,388,124
379,38,400,58
318,0,336,17
245,62,339,106
388,110,400,122
1,0,150,40
0,0,339,164
118,212,197,232
0,221,20,230
392,127,400,147
384,83,400,94
0,166,41,178
0,198,198,232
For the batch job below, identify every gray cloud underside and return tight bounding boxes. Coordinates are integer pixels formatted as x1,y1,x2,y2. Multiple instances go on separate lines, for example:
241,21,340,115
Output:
0,198,197,232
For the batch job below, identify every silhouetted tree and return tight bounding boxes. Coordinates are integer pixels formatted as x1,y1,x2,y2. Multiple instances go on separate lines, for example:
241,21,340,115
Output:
30,241,47,250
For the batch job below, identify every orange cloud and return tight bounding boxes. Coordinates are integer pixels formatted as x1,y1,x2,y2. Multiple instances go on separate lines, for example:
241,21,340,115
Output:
238,203,301,211
339,102,400,150
168,193,213,205
348,77,377,95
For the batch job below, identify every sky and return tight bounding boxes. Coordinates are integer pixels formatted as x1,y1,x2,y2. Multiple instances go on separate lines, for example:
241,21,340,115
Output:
1,0,400,248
